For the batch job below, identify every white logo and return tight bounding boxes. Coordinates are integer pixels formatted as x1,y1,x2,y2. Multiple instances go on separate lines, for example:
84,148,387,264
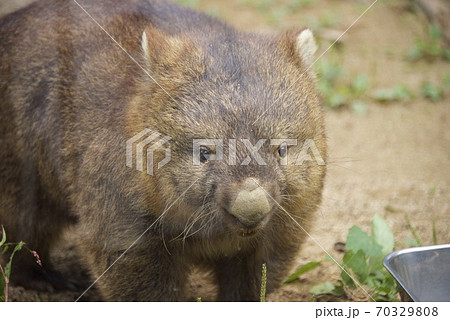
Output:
126,129,171,175
192,138,325,166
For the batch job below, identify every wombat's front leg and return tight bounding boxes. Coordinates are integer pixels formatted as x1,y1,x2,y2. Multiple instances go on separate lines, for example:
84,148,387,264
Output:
213,243,300,301
213,252,265,301
78,239,187,301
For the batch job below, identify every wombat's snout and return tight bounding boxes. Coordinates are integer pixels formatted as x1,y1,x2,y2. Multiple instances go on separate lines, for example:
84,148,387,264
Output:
229,178,273,228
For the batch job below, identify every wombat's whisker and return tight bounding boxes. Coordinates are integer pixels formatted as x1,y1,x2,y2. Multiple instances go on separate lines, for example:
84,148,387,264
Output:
174,184,216,242
178,207,205,243
183,209,217,243
327,157,361,164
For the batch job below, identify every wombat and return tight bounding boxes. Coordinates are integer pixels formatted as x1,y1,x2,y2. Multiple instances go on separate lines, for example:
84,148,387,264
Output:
0,0,326,301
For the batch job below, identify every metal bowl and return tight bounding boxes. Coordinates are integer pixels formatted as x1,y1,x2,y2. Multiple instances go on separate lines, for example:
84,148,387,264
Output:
383,244,450,302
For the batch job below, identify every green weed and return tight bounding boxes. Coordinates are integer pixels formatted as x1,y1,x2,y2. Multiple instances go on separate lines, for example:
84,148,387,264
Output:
421,81,444,101
313,214,397,301
316,59,370,114
0,225,41,302
404,214,438,247
260,263,267,302
284,214,399,301
371,84,413,103
407,24,450,62
283,261,322,284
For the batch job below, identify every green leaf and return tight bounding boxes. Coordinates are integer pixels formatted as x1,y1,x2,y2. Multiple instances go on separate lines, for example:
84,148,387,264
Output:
371,214,394,255
444,49,450,61
429,24,442,41
394,84,413,101
368,255,384,274
282,261,322,284
340,269,354,287
0,226,6,247
352,74,369,95
371,84,412,102
4,241,24,279
350,100,368,115
328,93,347,108
421,82,443,101
333,281,345,296
407,47,423,61
346,226,382,257
443,74,450,91
344,249,368,282
372,88,397,102
403,237,421,247
310,281,335,295
341,252,355,287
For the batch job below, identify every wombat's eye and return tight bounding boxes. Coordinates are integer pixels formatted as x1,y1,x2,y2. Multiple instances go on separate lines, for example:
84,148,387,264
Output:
278,145,288,158
200,147,210,163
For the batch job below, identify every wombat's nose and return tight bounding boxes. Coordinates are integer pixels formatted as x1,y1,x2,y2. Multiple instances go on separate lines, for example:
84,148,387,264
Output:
230,178,272,228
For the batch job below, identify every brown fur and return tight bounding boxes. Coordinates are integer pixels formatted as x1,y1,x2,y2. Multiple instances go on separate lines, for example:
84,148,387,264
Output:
0,0,326,301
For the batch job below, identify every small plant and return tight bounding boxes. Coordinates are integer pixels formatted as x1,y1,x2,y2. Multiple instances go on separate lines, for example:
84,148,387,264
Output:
316,59,370,114
283,214,398,301
443,74,450,91
282,261,322,284
421,81,444,101
260,263,267,302
407,24,450,62
371,84,413,103
266,6,289,26
404,214,438,247
287,0,315,12
0,225,41,302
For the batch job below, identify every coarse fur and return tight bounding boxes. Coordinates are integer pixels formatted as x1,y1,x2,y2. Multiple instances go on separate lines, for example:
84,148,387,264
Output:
0,0,326,301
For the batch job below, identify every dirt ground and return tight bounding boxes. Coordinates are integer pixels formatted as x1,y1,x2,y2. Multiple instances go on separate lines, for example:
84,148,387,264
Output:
2,0,449,302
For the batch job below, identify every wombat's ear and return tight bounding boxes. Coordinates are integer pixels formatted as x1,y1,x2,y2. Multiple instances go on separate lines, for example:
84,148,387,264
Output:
295,29,318,69
140,27,203,78
141,30,151,62
282,28,318,77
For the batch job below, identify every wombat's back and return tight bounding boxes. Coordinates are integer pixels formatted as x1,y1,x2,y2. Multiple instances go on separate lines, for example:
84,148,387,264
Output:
0,0,228,181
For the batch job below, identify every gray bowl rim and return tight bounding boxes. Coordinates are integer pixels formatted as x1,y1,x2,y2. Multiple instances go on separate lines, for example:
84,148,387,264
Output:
383,243,450,302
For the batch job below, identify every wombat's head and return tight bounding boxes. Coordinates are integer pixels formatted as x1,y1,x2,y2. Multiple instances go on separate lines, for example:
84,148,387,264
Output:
128,26,326,242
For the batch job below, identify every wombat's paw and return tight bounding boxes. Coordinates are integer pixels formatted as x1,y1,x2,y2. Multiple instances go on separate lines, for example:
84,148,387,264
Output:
11,267,81,293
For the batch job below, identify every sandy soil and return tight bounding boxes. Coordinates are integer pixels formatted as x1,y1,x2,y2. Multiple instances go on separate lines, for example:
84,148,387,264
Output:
2,0,449,301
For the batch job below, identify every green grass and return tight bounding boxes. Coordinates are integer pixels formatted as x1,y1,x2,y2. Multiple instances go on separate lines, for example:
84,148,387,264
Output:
404,214,438,247
316,58,370,114
318,60,447,111
283,214,399,301
313,214,398,301
238,0,317,26
260,263,267,302
421,81,444,101
283,213,442,301
407,24,450,62
371,84,413,103
0,225,41,302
